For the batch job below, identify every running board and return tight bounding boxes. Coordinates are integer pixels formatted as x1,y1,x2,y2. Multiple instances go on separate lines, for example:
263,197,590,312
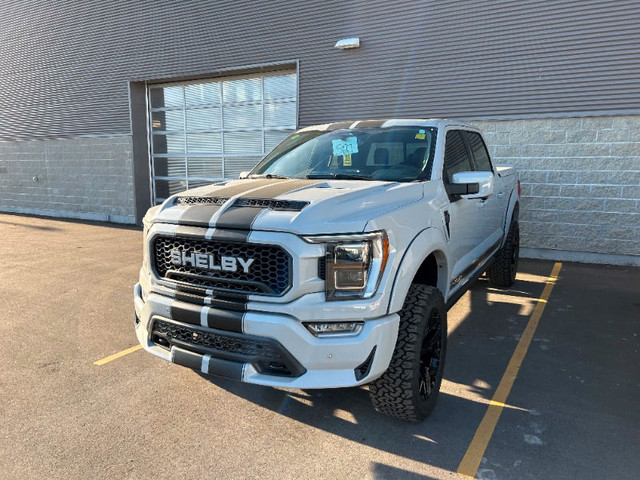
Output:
445,244,501,310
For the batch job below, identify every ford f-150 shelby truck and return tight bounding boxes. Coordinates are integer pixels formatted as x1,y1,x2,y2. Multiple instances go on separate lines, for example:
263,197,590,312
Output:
134,119,520,421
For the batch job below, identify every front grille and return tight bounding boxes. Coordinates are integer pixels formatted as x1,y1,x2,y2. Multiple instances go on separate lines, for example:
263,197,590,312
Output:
153,235,291,295
153,319,281,358
151,319,306,377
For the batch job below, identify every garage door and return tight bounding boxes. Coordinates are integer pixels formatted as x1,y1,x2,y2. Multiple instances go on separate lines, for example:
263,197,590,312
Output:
148,71,297,203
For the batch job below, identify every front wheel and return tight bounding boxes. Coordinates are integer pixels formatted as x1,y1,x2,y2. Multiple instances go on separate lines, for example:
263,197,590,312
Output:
369,284,447,422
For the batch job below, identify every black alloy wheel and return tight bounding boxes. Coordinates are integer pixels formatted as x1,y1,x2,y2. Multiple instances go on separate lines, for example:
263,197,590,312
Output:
419,309,442,400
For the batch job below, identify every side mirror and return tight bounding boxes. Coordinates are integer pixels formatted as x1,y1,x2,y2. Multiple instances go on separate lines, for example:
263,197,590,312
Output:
239,171,250,179
448,171,494,199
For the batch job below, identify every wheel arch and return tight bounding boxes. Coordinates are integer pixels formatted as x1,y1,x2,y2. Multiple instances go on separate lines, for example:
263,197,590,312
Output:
501,190,520,247
387,227,450,314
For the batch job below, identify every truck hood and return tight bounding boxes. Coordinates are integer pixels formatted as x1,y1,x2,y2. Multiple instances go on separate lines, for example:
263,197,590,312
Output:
148,178,423,235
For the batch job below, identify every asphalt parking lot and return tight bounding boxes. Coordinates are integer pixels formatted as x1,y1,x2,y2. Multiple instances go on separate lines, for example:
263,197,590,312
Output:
1,213,639,480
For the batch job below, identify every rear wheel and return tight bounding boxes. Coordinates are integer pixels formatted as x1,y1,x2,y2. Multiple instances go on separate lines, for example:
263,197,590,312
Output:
369,284,447,422
487,221,520,287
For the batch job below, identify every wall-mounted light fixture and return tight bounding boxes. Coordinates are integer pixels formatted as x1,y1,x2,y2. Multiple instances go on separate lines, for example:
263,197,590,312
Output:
334,37,360,50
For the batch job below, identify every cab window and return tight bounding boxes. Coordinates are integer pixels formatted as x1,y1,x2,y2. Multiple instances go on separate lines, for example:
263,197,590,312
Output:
463,131,493,172
443,130,474,183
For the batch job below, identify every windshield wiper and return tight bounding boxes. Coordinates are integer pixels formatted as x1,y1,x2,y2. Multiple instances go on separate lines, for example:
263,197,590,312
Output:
248,173,291,179
306,173,371,180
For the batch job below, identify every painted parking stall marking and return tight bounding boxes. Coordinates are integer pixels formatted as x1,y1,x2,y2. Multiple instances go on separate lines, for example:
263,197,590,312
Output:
93,344,142,366
457,262,563,478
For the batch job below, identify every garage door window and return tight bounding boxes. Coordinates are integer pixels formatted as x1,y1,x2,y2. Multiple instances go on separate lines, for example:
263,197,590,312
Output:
149,72,297,203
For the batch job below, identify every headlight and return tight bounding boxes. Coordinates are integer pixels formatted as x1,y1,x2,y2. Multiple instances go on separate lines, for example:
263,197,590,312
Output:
304,231,389,300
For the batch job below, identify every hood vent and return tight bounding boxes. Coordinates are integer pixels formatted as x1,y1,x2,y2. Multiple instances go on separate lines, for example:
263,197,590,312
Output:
233,198,309,211
175,196,309,211
175,196,229,206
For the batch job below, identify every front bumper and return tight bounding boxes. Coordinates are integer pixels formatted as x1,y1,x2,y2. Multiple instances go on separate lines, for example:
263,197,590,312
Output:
134,281,399,389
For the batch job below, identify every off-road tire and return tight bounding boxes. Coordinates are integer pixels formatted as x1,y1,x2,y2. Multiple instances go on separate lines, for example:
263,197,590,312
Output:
487,221,520,287
369,284,447,422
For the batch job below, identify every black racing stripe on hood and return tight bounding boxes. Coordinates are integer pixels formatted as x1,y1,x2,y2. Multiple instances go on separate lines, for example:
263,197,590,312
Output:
240,179,321,198
175,204,223,226
202,178,280,197
211,206,264,231
214,179,322,230
175,179,288,228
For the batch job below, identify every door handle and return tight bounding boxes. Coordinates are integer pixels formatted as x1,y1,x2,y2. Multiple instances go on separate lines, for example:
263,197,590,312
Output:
497,192,505,198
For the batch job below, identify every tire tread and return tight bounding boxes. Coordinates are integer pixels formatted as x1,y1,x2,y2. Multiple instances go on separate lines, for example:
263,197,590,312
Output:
369,284,446,422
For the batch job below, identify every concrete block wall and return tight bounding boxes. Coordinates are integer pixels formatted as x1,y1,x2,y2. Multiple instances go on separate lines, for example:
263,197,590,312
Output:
475,115,640,261
0,136,136,223
0,118,638,263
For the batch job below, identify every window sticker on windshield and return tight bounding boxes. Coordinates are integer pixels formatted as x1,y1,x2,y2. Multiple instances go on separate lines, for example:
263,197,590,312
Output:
415,129,426,140
343,153,352,166
332,137,359,156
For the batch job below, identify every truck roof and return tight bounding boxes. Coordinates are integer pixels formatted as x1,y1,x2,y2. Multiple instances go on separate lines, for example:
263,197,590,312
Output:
297,118,478,132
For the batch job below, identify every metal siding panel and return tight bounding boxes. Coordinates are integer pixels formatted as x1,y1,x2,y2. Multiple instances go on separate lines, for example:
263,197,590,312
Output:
1,0,640,140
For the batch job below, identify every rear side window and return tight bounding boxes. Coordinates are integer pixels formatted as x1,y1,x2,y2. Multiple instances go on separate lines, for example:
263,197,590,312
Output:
443,130,474,182
464,131,493,172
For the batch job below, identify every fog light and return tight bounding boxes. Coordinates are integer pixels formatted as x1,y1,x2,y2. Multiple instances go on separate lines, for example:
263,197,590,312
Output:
305,322,363,337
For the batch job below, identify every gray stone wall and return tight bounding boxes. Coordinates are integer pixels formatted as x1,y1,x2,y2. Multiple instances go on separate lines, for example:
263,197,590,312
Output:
475,115,640,259
1,118,638,261
0,136,135,223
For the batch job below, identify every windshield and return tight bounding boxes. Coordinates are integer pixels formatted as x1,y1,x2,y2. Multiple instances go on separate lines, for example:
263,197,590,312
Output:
250,127,437,182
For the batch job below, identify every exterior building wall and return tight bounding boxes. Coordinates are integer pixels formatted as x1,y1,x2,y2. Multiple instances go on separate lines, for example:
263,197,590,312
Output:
475,115,640,259
2,1,640,140
0,136,135,223
1,1,639,261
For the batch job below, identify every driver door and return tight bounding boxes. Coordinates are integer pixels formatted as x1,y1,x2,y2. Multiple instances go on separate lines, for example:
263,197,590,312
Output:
441,130,489,288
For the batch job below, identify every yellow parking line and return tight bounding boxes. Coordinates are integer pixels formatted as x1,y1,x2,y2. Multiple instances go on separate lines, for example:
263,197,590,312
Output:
93,344,143,366
457,262,562,478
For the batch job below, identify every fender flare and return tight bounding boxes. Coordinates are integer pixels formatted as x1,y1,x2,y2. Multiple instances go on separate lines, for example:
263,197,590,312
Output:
501,190,519,247
387,227,450,314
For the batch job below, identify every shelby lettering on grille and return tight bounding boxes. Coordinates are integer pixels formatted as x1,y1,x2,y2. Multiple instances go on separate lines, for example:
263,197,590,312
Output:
153,236,291,295
170,250,254,273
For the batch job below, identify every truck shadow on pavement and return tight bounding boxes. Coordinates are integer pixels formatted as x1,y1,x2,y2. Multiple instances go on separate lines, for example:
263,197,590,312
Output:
0,219,62,231
197,260,554,476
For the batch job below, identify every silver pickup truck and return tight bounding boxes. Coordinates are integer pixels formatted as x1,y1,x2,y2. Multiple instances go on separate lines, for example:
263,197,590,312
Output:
134,119,520,421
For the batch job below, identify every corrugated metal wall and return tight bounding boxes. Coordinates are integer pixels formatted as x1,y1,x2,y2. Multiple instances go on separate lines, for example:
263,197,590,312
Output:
1,0,640,140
